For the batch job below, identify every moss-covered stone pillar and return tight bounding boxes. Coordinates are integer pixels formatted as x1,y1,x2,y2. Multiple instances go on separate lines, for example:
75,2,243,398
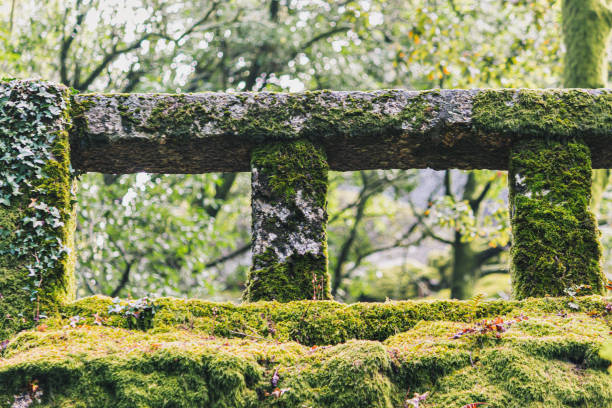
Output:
509,139,605,299
0,80,76,339
244,140,331,302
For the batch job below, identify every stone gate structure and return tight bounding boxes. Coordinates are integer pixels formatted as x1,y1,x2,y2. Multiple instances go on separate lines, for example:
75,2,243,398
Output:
1,79,611,408
1,79,609,325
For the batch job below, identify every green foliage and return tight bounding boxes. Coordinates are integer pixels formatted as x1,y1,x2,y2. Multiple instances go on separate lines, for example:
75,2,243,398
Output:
74,171,251,299
509,139,605,298
429,172,509,248
0,80,76,340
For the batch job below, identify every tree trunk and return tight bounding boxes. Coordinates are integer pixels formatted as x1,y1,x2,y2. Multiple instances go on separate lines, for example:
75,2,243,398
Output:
450,235,478,299
562,0,612,211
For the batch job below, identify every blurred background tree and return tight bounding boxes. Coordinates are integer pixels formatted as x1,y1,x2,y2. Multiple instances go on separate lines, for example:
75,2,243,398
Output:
4,0,609,302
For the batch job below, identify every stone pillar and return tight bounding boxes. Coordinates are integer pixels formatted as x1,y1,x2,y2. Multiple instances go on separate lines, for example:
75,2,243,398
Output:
509,139,604,299
245,140,331,302
0,80,76,339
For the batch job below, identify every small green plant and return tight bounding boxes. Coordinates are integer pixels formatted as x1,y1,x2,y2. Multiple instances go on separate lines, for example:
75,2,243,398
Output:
468,293,485,322
564,284,592,310
107,297,158,329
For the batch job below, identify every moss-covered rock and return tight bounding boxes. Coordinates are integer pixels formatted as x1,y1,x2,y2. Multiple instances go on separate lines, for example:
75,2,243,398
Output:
246,140,331,302
509,139,604,298
0,296,610,407
0,80,76,341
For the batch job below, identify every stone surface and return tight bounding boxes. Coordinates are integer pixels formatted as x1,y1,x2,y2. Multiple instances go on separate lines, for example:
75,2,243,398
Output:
71,88,612,173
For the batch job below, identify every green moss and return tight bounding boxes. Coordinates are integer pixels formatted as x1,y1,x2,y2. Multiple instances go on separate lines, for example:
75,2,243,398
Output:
601,341,612,374
138,90,435,145
251,140,328,207
244,252,329,303
472,89,612,142
0,297,610,407
116,96,141,133
509,139,604,298
60,295,611,346
0,80,76,340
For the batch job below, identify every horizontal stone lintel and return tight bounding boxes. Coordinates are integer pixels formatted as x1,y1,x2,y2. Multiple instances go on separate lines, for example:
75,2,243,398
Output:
71,88,612,173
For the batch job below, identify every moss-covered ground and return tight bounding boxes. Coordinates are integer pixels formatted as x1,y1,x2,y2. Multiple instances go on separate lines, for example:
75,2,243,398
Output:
0,295,610,407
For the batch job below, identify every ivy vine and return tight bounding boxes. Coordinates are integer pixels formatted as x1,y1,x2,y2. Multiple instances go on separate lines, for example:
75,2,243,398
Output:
0,79,75,321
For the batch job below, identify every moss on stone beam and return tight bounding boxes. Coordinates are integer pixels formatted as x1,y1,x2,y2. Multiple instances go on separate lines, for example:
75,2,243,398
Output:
509,139,605,298
0,295,610,407
245,141,331,302
71,88,612,173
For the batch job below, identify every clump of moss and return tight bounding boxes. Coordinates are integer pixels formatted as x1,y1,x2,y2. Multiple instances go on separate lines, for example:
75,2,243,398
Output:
121,90,436,146
509,139,604,298
250,140,328,207
601,341,612,374
246,140,331,302
244,252,329,303
472,89,612,141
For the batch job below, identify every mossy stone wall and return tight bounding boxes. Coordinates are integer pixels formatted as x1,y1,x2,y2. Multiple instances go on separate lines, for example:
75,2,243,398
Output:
509,139,605,298
0,80,76,340
1,295,610,407
245,140,331,302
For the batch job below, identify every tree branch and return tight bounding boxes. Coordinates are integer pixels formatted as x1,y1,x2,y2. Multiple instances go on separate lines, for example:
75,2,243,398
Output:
469,180,492,215
332,172,370,295
108,236,135,296
111,260,134,297
444,170,454,199
204,243,251,269
344,221,425,278
293,26,351,58
475,244,509,267
82,273,97,295
78,33,156,91
60,0,86,85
